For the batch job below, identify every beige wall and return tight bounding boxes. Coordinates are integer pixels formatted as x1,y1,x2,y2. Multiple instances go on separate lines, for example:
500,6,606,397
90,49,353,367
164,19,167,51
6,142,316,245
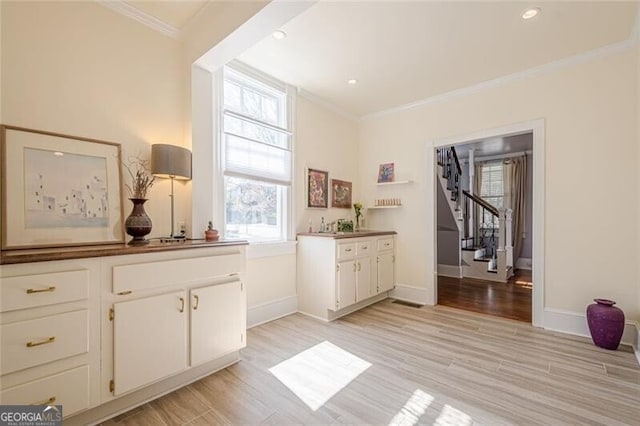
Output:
295,96,360,233
359,49,639,321
1,1,187,239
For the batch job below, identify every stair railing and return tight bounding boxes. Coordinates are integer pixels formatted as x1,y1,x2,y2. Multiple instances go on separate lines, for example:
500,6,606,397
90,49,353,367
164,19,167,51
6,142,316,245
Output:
462,190,498,258
437,146,462,210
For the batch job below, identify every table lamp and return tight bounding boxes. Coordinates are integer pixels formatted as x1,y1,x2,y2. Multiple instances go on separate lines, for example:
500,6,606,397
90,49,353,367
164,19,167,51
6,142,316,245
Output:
151,144,192,242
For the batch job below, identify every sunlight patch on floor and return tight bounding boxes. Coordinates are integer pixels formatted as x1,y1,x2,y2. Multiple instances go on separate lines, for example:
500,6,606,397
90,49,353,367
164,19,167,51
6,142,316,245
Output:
388,389,434,426
434,404,473,425
268,341,371,411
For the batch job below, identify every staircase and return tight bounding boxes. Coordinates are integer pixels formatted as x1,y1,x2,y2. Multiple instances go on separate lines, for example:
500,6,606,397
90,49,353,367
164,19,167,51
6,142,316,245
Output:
436,147,514,283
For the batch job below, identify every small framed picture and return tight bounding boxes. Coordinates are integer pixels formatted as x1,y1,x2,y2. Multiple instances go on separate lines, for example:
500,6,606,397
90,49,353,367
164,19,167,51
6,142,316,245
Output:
307,168,329,209
331,179,352,208
378,163,395,183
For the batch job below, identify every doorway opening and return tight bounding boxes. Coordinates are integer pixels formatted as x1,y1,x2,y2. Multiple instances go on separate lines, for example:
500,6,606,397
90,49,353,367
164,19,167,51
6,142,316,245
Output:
428,120,545,326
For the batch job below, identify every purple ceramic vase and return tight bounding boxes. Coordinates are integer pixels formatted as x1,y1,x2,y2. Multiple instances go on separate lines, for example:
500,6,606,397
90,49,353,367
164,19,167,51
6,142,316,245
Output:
586,299,625,350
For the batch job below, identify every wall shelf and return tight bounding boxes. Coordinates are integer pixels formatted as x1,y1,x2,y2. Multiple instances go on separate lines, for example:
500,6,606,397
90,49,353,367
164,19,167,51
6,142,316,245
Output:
376,180,412,186
368,205,401,210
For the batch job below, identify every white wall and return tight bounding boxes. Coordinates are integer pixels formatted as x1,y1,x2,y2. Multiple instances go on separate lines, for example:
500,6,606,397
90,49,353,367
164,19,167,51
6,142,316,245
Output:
1,1,187,239
359,48,639,322
636,34,640,329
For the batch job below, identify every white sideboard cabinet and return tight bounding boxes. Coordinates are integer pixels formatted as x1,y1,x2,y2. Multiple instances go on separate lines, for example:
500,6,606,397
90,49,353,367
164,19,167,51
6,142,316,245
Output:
297,231,396,321
0,240,247,425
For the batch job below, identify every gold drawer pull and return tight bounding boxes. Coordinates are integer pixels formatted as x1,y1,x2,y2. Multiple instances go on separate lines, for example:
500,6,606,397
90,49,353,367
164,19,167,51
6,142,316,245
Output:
26,336,56,347
32,396,56,405
345,248,352,252
26,286,56,294
179,297,185,312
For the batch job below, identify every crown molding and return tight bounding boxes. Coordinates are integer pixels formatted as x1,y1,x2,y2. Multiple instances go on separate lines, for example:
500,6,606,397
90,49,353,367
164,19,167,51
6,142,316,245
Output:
297,88,359,122
361,35,637,121
97,0,181,40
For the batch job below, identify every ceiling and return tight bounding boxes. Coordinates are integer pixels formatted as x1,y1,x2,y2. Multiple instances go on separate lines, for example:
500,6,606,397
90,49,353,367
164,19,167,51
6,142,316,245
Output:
455,133,533,160
237,1,638,117
118,1,638,118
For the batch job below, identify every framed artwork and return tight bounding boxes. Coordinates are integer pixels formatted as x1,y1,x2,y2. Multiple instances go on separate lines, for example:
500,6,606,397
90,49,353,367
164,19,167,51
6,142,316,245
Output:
378,162,395,183
307,168,329,209
331,179,352,208
1,125,125,249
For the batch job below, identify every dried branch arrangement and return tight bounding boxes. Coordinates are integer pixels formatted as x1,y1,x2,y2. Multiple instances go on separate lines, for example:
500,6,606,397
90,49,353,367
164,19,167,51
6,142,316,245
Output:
122,154,155,199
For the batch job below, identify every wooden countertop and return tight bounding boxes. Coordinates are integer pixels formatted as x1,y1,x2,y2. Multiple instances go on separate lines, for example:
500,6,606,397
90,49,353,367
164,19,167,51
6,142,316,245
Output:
0,239,248,265
297,230,396,239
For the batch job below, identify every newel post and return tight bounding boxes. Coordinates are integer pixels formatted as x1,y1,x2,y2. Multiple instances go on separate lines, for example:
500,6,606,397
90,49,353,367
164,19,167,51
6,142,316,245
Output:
504,208,513,267
498,208,506,252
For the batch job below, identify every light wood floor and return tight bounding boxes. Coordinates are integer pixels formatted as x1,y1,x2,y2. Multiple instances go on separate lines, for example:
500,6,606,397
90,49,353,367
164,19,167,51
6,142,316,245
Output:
438,269,533,322
104,300,640,425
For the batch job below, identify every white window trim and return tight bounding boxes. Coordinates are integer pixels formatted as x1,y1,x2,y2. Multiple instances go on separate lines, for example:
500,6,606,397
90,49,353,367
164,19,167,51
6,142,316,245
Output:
214,61,296,245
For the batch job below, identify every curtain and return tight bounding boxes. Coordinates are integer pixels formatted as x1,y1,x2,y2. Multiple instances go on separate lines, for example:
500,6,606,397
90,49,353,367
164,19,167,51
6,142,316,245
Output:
504,156,527,261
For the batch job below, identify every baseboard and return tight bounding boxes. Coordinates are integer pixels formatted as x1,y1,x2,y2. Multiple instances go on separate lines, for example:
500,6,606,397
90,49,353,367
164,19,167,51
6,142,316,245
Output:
437,264,462,278
543,308,639,351
515,257,532,270
247,295,298,328
390,283,429,305
327,293,388,321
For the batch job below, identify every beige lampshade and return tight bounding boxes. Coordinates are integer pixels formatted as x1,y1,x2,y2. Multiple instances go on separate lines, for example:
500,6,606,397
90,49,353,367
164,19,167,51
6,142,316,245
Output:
151,144,192,180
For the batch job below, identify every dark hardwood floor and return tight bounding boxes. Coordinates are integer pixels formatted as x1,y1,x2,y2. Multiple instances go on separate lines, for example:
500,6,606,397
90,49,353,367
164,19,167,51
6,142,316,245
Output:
437,269,532,322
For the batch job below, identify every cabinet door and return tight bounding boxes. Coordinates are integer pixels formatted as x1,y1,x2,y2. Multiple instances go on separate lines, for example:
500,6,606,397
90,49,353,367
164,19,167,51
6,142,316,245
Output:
336,261,356,310
190,280,245,366
113,290,188,396
356,257,371,302
377,253,395,293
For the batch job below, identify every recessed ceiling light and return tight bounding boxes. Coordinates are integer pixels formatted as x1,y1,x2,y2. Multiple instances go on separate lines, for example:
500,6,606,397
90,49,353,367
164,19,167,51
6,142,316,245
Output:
53,151,64,156
347,79,358,85
272,30,287,40
522,7,540,20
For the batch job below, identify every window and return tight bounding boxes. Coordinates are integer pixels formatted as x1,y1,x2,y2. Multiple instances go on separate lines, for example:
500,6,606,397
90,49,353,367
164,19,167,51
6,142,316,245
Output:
220,65,293,242
479,161,504,227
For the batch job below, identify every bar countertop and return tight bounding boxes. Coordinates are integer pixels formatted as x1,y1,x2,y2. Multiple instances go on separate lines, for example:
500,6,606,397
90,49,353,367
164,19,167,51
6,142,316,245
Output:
296,230,396,239
0,239,248,265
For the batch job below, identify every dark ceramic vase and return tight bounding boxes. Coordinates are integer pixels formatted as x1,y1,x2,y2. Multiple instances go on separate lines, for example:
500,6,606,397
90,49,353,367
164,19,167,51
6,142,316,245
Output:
586,299,625,350
125,198,152,245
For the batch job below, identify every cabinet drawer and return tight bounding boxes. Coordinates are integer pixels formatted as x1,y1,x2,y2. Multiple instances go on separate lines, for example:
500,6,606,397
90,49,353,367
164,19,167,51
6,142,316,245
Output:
1,310,89,375
1,270,89,313
377,238,394,252
356,241,372,256
337,243,356,260
113,252,244,294
0,365,89,417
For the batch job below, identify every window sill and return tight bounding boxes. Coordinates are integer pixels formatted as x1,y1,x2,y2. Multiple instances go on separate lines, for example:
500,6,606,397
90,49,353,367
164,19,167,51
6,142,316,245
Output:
247,240,297,259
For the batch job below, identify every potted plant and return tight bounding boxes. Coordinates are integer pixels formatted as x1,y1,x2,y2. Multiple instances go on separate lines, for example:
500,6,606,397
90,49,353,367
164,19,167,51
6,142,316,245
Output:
205,221,219,241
